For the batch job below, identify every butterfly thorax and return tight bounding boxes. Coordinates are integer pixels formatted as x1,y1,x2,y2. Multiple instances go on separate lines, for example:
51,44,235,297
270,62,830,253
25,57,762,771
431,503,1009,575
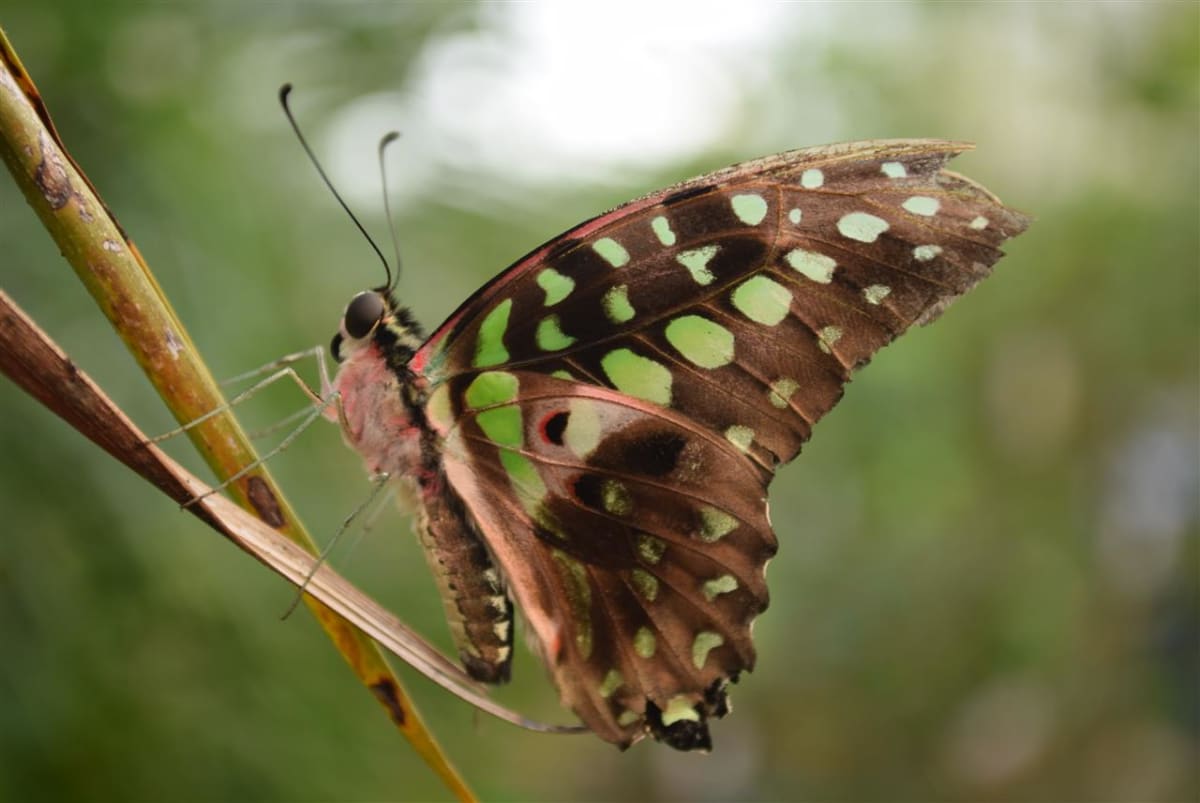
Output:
330,292,427,479
332,341,424,479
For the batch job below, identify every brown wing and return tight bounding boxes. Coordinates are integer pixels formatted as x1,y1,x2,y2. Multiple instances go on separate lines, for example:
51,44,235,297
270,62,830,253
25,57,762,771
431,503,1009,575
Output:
415,140,1029,749
429,372,772,749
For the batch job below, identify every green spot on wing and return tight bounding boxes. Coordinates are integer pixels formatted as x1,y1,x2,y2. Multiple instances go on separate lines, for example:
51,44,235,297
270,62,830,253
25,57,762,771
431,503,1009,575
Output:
476,406,523,447
676,245,719,286
786,248,836,283
665,315,735,369
631,568,659,602
692,631,724,669
536,268,575,306
637,533,666,564
651,215,676,246
592,237,630,267
601,479,633,516
617,710,640,727
535,315,576,351
499,450,547,513
533,507,568,541
913,244,943,262
732,275,792,326
601,348,672,406
599,669,624,699
699,507,737,542
634,627,656,658
725,424,754,452
837,212,890,243
661,695,700,725
603,284,636,324
425,384,454,432
702,574,739,601
863,284,892,305
474,299,512,367
563,399,601,458
465,371,519,409
817,325,843,354
902,195,940,216
768,377,800,409
730,193,768,225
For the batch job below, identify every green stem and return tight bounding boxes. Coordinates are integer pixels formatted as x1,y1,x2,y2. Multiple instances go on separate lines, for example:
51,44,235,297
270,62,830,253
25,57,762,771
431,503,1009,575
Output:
0,26,475,803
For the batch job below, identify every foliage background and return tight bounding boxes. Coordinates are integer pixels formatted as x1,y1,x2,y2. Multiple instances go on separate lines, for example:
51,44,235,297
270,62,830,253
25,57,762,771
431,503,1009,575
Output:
1,3,1196,801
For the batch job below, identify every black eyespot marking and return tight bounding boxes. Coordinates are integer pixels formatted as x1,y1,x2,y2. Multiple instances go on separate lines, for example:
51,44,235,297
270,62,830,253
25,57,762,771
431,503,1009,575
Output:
573,474,605,511
624,432,686,476
330,332,344,363
543,411,569,446
344,291,385,339
705,678,731,718
645,699,712,752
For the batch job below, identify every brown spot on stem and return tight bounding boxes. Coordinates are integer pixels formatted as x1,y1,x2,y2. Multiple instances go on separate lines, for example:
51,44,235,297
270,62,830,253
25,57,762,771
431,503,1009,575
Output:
246,476,284,527
35,130,71,209
369,679,407,726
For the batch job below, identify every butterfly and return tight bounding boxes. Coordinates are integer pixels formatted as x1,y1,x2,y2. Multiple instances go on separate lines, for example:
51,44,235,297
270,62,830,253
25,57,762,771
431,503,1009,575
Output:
324,139,1028,751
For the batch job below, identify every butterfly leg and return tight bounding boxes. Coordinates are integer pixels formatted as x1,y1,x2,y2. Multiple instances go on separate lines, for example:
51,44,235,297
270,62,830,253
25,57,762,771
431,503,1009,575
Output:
148,345,334,444
220,345,334,397
242,404,323,442
180,389,341,508
281,472,393,618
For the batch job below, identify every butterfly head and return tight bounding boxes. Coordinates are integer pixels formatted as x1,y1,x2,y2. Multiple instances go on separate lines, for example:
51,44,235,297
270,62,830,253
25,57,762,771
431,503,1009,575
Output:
330,288,423,367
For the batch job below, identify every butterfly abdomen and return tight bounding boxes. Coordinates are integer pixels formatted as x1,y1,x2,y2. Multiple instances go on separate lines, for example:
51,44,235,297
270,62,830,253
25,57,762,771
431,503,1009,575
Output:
414,479,514,683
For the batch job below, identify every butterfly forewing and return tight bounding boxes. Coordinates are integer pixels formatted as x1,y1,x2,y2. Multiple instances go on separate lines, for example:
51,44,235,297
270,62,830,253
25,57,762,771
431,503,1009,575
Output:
417,141,1025,465
407,139,1029,749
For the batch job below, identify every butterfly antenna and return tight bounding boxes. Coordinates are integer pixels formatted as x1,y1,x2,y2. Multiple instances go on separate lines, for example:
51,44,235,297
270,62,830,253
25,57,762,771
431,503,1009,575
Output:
378,131,405,292
278,84,393,290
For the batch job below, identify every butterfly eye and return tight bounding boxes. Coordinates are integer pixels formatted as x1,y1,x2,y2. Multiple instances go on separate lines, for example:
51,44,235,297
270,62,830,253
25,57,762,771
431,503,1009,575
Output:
330,332,344,363
344,291,385,339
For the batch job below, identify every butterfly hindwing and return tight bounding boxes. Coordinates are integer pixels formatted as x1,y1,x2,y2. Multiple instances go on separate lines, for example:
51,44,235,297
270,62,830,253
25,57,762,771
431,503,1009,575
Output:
428,372,773,748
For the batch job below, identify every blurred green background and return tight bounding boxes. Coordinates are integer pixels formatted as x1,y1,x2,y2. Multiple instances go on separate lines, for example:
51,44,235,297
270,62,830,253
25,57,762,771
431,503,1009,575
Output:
1,3,1196,801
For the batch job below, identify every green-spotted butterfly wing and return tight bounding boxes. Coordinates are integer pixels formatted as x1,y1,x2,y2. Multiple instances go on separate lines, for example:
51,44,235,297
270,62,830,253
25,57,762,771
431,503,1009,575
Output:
391,140,1028,750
